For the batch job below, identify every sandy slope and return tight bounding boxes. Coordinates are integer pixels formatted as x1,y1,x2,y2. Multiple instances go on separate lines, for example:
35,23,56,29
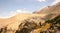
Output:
0,13,46,30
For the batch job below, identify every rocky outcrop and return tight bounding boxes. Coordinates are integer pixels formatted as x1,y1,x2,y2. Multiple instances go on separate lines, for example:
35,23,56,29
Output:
15,15,60,33
15,16,45,33
40,15,60,33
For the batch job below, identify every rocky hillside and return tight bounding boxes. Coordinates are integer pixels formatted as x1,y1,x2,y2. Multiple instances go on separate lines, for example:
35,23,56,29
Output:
0,2,60,33
0,14,45,30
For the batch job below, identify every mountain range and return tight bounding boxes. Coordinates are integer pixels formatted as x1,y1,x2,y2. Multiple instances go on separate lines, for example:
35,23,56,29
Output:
0,2,60,33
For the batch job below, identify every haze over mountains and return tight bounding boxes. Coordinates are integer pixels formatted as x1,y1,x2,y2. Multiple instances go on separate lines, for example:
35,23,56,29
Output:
0,2,60,33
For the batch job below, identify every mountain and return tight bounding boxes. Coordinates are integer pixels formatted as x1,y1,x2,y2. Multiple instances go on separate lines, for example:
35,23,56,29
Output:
34,2,60,20
34,2,60,14
33,6,50,14
0,2,60,33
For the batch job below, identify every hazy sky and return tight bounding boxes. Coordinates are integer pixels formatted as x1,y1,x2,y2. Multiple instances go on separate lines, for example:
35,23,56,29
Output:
0,0,60,18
